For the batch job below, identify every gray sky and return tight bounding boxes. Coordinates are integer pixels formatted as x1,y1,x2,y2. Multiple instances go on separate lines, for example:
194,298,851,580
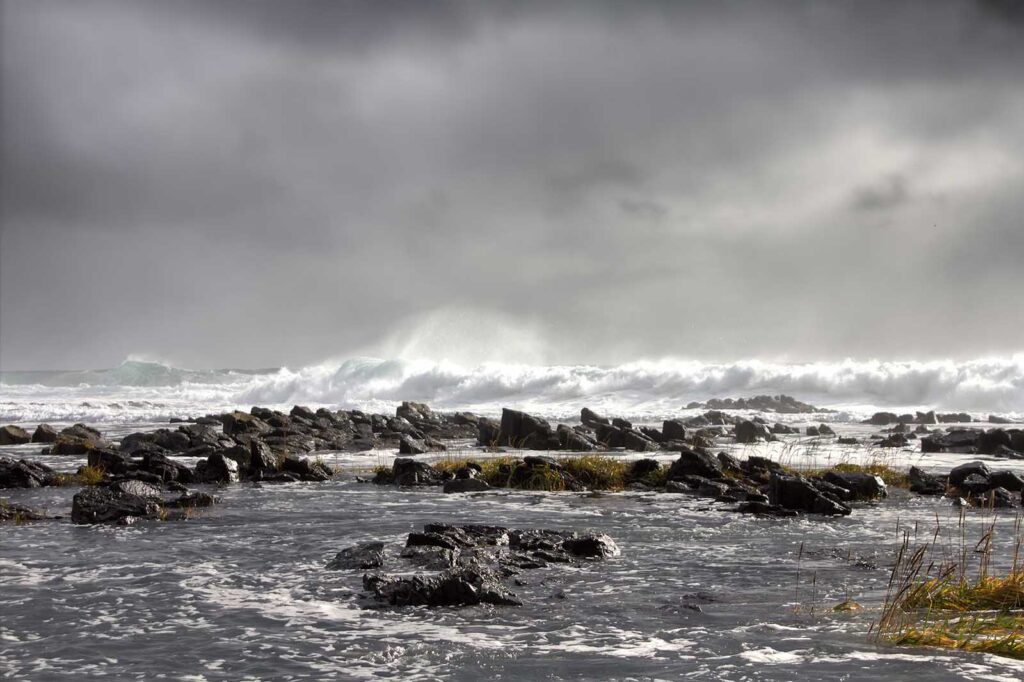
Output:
2,0,1023,370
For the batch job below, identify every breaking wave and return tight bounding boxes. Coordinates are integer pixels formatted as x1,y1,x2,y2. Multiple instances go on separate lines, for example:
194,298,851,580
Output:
2,356,1023,423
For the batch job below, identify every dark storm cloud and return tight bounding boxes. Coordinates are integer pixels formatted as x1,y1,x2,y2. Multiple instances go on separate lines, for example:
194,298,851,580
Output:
2,0,1023,369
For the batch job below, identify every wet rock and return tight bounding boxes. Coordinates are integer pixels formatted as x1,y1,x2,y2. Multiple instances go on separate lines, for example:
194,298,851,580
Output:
823,471,887,501
140,452,194,484
959,474,992,496
921,429,979,454
769,473,851,516
389,457,444,486
948,461,990,487
988,470,1024,492
908,466,945,495
249,439,278,472
443,478,491,493
562,533,620,559
195,453,239,484
220,411,271,437
400,545,457,569
398,435,428,455
662,419,687,441
627,458,662,482
31,424,58,444
0,457,56,488
498,408,554,449
667,448,724,480
735,420,771,444
167,491,217,508
280,456,332,482
0,425,31,445
736,501,799,517
328,541,386,570
109,479,163,499
556,424,598,451
816,424,836,437
977,429,1012,455
0,501,47,522
71,486,161,525
864,412,899,425
771,423,799,435
87,448,132,475
989,415,1013,424
363,566,522,607
917,411,938,425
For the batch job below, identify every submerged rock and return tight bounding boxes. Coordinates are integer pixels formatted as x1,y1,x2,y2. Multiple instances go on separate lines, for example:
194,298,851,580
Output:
0,457,57,488
327,542,386,570
768,473,851,516
363,566,522,607
71,486,161,525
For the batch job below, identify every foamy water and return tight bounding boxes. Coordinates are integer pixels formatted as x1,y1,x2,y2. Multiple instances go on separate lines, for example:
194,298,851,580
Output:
2,355,1023,423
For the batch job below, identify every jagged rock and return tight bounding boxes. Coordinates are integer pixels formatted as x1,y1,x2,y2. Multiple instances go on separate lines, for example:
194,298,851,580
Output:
87,448,132,475
195,453,239,484
960,474,992,496
0,457,56,488
864,412,899,425
769,473,851,516
978,429,1012,455
249,439,277,472
816,424,836,437
0,425,32,445
662,419,686,441
909,466,945,495
220,411,271,437
109,479,163,499
989,470,1024,492
51,424,109,454
667,448,724,480
921,430,980,454
327,541,386,570
917,411,938,424
280,456,332,482
0,501,47,522
736,501,799,517
823,472,886,500
399,435,428,455
71,486,161,525
443,478,491,493
580,407,610,428
627,458,662,481
498,408,554,449
556,424,598,451
363,566,522,607
399,546,457,569
31,424,58,443
140,452,194,484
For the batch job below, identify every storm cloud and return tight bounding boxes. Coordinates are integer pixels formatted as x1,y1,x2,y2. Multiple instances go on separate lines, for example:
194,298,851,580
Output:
2,0,1023,370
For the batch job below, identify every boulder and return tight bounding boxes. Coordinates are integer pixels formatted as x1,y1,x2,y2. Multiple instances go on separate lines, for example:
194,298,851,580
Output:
327,541,386,570
864,412,899,425
960,474,992,496
735,420,770,444
498,409,553,449
363,566,522,607
280,456,333,482
977,429,1012,455
581,407,610,428
71,486,161,525
908,466,945,495
556,424,598,451
988,470,1024,492
949,461,990,487
667,448,724,480
140,452,194,483
391,458,444,486
220,411,271,437
0,425,32,445
87,448,132,475
249,439,278,472
562,533,620,558
0,457,56,488
399,435,428,455
823,471,887,500
768,473,851,516
195,453,239,484
31,424,58,444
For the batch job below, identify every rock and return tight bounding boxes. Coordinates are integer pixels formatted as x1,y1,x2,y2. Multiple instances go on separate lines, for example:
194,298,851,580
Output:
581,407,610,428
621,429,657,452
988,470,1024,492
498,408,554,449
917,411,938,425
978,429,1012,455
364,566,522,607
290,405,317,422
220,411,271,437
0,501,47,522
140,452,194,484
562,533,620,559
864,412,899,425
327,541,385,570
768,473,851,516
398,435,428,455
443,478,491,493
31,424,58,443
196,453,239,484
816,424,836,437
921,430,980,454
51,425,108,454
166,491,217,508
993,445,1024,459
771,423,798,435
667,448,724,480
556,424,598,451
735,420,770,444
391,458,444,486
87,448,132,475
627,458,662,481
0,425,32,445
736,501,799,517
908,466,945,495
806,426,820,436
280,456,332,482
662,419,687,441
989,415,1013,424
0,457,56,488
71,486,161,525
476,418,499,447
399,546,457,569
823,471,887,500
949,461,990,487
109,479,163,499
248,439,277,472
960,474,992,496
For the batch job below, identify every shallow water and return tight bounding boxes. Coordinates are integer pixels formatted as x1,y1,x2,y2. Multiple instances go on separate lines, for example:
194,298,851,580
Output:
4,427,1024,680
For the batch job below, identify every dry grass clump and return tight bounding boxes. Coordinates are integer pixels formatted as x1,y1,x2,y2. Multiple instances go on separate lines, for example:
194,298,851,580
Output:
873,514,1024,659
560,455,630,491
796,462,910,489
51,465,106,487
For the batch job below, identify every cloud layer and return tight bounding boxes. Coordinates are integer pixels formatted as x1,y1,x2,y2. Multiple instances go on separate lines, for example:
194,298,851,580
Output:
2,0,1023,369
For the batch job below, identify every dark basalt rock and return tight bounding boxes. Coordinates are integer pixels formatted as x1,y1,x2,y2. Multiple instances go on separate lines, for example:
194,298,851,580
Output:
0,457,56,488
220,411,271,437
280,456,332,482
363,566,522,607
627,458,662,481
662,419,687,441
328,541,386,570
562,533,620,559
249,439,278,472
735,420,771,444
921,429,980,454
908,466,945,495
398,435,428,455
195,453,239,484
140,452,194,484
667,448,724,480
51,424,109,454
388,457,444,487
736,501,799,517
0,425,32,445
948,461,990,487
498,408,553,449
823,471,887,501
977,429,1012,455
556,424,598,451
959,474,992,496
31,424,58,444
769,473,851,516
864,412,899,425
71,486,161,525
399,546,457,569
988,470,1024,492
87,448,132,475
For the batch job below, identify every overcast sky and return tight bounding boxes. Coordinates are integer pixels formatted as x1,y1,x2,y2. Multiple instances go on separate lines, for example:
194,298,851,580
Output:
2,0,1023,370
